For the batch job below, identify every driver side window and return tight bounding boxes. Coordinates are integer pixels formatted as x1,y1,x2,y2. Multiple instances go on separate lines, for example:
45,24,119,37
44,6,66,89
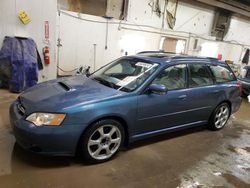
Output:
152,64,187,90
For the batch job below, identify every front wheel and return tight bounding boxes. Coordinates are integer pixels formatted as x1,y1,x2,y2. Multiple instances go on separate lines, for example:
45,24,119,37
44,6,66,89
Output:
209,103,230,130
81,119,125,163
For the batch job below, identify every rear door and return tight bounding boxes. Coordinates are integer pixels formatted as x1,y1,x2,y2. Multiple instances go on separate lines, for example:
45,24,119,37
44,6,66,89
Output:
209,64,241,113
185,63,218,122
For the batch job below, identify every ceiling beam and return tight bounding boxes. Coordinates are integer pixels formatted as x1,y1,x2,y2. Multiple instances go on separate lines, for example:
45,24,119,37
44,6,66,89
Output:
196,0,250,18
219,0,250,12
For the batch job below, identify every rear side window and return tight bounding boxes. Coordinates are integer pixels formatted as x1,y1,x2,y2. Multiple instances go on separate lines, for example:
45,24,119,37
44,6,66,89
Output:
209,65,235,83
188,64,214,87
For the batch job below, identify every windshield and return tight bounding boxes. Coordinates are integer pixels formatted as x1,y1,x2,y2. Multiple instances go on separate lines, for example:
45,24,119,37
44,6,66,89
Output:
90,58,159,92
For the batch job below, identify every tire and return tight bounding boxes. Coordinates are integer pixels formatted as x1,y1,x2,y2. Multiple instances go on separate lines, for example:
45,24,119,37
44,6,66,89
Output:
80,119,125,163
209,103,230,131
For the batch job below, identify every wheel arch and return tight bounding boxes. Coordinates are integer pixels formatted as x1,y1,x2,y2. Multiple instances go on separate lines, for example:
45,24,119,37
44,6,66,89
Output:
217,100,232,114
208,100,232,123
75,115,130,155
208,100,232,131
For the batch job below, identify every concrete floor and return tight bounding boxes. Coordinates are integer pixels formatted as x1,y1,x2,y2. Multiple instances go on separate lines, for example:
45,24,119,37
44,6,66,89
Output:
0,89,249,188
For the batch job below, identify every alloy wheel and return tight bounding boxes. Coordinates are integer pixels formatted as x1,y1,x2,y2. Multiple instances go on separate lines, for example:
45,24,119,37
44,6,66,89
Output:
214,105,229,129
87,125,121,160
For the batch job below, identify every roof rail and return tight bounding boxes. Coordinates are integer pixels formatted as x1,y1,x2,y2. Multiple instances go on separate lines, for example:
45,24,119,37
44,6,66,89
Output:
137,51,177,55
137,51,189,56
207,57,218,61
137,51,218,60
171,56,218,60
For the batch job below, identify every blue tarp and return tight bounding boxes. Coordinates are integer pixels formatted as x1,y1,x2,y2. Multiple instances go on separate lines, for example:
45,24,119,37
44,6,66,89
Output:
0,36,38,93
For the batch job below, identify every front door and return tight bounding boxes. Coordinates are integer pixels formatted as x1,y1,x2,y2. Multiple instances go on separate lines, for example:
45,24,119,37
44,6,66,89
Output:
135,64,190,135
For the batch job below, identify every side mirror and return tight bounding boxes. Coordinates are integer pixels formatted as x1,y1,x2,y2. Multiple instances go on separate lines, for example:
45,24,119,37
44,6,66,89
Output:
148,84,167,95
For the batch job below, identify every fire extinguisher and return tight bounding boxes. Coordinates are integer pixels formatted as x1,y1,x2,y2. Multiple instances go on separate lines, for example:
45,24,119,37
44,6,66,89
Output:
43,46,50,65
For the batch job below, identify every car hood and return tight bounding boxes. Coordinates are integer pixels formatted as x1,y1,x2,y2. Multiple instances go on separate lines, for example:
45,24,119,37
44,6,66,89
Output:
19,76,126,114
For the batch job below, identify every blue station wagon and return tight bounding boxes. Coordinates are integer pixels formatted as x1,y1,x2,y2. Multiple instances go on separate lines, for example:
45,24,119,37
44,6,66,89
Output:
10,51,242,163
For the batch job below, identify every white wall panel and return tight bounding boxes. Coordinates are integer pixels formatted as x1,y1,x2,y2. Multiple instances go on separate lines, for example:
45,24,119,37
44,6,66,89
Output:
0,0,57,82
1,0,249,79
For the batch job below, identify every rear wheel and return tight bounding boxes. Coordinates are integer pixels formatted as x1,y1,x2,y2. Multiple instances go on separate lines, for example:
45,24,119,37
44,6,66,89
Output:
209,103,230,130
81,119,124,163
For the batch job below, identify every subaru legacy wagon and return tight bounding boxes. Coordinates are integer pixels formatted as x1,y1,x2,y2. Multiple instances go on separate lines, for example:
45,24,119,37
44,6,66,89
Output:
10,52,242,163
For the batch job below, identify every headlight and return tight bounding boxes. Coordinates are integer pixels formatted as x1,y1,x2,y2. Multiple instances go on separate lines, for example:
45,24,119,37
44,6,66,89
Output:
26,113,66,126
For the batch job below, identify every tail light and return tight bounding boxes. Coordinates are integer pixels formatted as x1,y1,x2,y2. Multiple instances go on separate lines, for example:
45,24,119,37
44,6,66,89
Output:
237,80,242,93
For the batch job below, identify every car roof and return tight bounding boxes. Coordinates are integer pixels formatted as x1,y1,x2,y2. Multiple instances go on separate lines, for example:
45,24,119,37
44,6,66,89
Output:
130,51,225,66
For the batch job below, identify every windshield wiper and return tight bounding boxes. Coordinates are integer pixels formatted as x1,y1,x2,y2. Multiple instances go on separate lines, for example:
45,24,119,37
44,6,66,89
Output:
92,77,115,89
92,77,132,92
118,87,131,92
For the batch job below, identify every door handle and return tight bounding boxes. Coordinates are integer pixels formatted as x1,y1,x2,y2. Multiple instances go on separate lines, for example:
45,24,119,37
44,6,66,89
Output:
178,95,187,99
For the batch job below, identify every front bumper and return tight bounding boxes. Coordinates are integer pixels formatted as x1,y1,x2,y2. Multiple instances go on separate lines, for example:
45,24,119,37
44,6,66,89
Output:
9,100,85,156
